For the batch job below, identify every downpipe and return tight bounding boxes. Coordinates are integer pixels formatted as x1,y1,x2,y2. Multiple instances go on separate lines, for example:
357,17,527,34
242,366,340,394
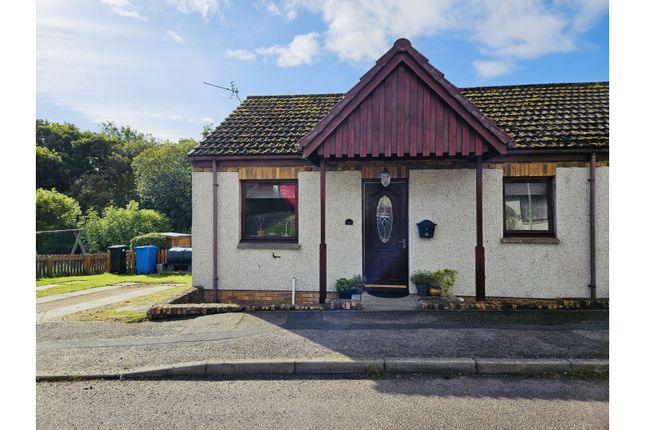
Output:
292,277,297,305
588,152,597,299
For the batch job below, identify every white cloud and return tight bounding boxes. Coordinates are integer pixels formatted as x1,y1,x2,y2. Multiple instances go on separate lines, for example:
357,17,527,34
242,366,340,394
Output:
226,48,257,61
167,0,226,18
232,32,320,67
166,30,184,43
271,0,607,78
473,59,513,79
101,0,145,20
256,32,320,67
262,0,297,20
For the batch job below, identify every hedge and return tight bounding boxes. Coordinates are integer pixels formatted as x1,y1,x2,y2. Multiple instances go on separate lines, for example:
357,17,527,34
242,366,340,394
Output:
130,233,168,250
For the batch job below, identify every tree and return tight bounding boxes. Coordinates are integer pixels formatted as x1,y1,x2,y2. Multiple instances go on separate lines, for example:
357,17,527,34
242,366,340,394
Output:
36,188,81,231
36,146,65,190
36,189,82,254
36,119,157,212
81,201,171,252
132,139,196,232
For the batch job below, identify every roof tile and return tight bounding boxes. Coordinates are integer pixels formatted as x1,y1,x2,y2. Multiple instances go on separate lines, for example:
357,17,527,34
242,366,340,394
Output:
190,82,608,157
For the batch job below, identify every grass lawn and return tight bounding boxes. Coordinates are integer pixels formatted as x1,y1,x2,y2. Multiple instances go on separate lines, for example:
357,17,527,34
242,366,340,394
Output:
36,273,192,298
67,283,193,323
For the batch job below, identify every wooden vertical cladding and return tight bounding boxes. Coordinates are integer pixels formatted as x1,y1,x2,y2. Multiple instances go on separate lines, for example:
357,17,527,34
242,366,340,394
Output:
319,63,494,159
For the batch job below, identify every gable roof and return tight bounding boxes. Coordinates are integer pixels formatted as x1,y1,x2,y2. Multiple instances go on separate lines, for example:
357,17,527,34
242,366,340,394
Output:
189,80,608,158
298,38,513,158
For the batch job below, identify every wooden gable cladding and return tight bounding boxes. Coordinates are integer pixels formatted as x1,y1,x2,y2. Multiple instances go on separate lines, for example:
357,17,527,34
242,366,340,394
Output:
319,63,487,159
219,166,312,179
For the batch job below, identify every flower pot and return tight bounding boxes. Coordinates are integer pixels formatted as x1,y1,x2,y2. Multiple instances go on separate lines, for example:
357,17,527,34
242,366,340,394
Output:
256,229,265,237
415,283,429,297
430,287,442,297
338,291,352,299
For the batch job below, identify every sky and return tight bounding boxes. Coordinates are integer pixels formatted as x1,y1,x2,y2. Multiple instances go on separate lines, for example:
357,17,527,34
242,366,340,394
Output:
36,0,609,141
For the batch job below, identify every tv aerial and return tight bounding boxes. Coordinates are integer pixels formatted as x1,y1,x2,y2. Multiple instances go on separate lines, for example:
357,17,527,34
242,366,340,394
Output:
203,81,242,103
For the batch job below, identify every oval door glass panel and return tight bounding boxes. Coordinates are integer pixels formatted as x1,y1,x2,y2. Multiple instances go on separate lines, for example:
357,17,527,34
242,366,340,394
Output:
376,195,393,243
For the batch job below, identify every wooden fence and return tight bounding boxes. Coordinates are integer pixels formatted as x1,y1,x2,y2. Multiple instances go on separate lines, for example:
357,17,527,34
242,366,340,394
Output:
37,249,169,279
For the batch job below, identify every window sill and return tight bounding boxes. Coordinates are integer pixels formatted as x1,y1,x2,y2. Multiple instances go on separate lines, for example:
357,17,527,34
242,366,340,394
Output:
500,237,560,245
237,242,301,250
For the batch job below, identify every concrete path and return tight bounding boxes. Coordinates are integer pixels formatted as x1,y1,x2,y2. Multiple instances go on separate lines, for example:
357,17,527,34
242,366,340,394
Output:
36,284,179,323
37,310,608,374
357,292,420,311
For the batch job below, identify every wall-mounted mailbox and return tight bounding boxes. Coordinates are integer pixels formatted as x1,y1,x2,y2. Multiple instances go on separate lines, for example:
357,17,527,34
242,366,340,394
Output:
417,220,437,238
345,219,354,225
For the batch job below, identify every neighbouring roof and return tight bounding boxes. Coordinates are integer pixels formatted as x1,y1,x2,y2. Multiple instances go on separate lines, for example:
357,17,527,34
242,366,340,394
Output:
190,82,608,157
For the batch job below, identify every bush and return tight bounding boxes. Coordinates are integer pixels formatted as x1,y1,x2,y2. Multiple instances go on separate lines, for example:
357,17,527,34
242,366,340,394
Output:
36,189,82,254
335,278,354,293
410,270,431,285
81,201,170,252
130,233,168,250
429,269,458,297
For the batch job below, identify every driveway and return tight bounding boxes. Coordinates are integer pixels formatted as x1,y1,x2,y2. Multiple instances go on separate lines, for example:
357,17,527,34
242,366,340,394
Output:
36,283,179,323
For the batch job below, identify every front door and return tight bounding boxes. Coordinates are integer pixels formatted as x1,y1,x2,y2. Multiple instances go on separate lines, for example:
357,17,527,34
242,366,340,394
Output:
363,181,408,287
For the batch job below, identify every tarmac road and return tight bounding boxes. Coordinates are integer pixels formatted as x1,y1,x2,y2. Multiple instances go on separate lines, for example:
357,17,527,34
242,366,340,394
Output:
37,375,608,430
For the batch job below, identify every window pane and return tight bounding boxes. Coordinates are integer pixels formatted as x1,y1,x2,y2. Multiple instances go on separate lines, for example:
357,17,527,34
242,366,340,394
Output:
244,183,296,239
504,182,550,231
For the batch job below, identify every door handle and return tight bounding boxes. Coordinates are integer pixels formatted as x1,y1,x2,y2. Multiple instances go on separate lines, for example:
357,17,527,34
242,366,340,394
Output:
399,238,406,249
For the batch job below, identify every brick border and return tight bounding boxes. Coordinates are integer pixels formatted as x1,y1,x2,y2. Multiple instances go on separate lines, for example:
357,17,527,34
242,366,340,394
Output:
147,300,362,320
419,297,609,311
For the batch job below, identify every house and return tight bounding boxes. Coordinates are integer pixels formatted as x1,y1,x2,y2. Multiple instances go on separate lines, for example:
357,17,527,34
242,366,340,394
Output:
188,39,608,305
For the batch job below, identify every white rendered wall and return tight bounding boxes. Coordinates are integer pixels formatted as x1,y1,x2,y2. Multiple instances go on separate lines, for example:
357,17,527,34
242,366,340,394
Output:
207,170,362,292
485,167,608,298
191,170,214,290
408,169,477,295
194,166,608,298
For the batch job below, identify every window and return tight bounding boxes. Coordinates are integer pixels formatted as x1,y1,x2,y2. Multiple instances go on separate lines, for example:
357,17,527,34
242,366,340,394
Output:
503,178,554,236
241,181,297,241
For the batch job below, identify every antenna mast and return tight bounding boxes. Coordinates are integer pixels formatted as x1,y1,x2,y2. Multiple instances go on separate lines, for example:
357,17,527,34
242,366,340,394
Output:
203,81,242,103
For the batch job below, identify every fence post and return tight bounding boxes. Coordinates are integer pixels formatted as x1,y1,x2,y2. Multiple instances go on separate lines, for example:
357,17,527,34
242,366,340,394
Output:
83,254,91,275
46,256,53,277
106,251,111,273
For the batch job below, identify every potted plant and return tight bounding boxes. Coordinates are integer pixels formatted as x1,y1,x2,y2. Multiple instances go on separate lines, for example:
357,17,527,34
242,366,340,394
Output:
410,271,431,297
335,277,353,299
429,269,458,297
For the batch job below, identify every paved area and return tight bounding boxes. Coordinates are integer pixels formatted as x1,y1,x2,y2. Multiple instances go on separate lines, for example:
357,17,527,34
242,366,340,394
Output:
37,310,608,374
37,375,608,429
357,292,421,311
36,283,179,323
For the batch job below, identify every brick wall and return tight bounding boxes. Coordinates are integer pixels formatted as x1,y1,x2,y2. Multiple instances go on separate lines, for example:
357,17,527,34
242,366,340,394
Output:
213,290,338,305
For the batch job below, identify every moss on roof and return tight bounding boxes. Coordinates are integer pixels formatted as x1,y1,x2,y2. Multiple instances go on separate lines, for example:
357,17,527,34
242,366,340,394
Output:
190,82,608,157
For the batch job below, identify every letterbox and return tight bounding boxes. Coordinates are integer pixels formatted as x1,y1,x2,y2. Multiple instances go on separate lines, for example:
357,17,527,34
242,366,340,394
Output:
416,220,437,238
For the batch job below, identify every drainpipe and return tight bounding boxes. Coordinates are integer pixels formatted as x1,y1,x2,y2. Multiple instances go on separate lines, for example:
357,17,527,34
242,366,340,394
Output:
212,159,218,303
292,277,297,305
588,152,597,299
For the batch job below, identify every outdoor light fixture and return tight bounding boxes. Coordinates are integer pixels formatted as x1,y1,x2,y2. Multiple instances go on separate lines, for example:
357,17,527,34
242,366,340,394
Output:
379,164,391,188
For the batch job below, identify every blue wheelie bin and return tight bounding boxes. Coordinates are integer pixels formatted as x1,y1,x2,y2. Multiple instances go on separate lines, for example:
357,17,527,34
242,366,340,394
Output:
135,245,159,274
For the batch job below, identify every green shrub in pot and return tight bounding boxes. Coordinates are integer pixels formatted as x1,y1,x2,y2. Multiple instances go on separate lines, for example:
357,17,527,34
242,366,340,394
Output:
335,277,354,299
410,270,431,296
429,269,458,297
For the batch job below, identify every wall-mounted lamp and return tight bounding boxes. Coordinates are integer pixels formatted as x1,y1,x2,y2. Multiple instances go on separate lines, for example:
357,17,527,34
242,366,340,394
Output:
379,163,391,188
